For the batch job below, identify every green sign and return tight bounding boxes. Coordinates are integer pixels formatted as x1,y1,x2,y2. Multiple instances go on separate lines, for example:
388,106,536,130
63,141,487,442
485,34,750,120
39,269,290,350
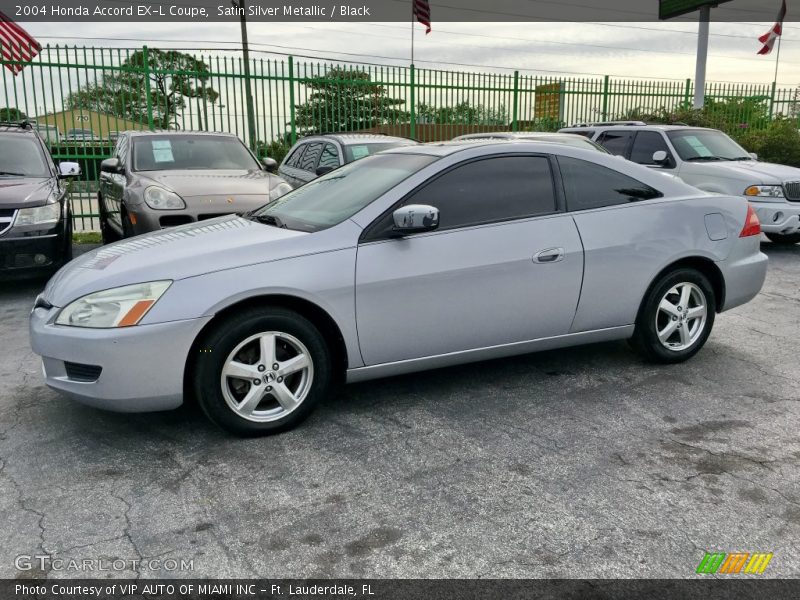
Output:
659,0,732,20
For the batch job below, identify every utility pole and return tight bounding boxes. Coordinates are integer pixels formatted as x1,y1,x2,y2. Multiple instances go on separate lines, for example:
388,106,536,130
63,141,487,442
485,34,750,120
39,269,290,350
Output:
233,0,257,149
694,5,711,109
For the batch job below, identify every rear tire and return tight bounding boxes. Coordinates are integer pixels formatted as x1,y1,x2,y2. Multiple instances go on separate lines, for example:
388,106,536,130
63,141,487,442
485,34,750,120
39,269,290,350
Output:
193,307,332,436
98,195,119,245
630,268,716,364
765,232,800,245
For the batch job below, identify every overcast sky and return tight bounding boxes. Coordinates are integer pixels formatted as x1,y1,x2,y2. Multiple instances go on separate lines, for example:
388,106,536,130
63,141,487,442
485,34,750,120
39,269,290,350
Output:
22,20,799,88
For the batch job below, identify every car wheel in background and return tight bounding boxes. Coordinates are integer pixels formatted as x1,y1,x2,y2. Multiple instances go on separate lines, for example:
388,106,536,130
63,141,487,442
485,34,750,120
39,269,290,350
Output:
193,307,332,436
630,268,716,364
765,232,800,245
98,195,118,245
62,211,73,263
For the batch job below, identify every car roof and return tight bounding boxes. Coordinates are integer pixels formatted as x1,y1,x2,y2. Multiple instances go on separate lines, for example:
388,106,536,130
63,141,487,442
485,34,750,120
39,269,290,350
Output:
124,130,240,138
455,131,581,140
561,124,715,133
297,133,417,145
383,139,598,158
0,123,37,135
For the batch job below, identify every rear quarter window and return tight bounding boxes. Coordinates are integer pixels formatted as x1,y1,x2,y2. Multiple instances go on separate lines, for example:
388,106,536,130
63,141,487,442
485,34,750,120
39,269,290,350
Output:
557,156,662,211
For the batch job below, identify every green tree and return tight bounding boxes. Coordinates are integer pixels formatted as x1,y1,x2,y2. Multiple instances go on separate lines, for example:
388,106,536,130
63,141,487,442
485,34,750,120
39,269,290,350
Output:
416,101,508,125
65,49,219,129
294,67,408,133
0,107,27,121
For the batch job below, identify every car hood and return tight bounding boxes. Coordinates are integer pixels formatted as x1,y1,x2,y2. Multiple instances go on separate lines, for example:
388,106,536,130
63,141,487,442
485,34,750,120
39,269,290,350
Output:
138,169,283,197
0,177,55,209
689,160,800,183
43,215,319,307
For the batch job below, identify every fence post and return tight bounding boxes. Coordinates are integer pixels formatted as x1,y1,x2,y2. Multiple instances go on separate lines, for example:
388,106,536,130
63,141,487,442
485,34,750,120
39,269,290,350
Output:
288,55,296,144
684,78,692,108
410,63,416,140
512,70,519,131
142,46,155,131
601,75,610,120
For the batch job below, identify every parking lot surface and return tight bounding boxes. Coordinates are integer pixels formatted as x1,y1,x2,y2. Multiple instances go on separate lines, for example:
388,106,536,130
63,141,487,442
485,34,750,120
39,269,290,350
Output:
0,242,798,579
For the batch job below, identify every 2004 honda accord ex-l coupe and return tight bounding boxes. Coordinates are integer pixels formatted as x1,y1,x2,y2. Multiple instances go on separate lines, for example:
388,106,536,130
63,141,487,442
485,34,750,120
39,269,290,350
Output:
30,141,768,436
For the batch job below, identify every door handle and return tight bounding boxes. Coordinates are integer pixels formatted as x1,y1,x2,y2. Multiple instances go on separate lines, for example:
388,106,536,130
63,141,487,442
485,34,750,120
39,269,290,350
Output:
533,247,565,263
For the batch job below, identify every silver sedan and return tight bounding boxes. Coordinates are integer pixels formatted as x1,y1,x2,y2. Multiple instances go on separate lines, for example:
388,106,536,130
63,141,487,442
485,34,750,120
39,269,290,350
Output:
30,141,768,435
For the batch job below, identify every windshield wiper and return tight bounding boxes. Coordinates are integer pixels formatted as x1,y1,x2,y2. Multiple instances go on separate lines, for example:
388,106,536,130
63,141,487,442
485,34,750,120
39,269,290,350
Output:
0,171,25,176
251,213,288,228
685,156,728,162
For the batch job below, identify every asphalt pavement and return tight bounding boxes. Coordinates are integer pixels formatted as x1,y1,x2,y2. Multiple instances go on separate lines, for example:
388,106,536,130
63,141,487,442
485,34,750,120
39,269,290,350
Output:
0,242,798,579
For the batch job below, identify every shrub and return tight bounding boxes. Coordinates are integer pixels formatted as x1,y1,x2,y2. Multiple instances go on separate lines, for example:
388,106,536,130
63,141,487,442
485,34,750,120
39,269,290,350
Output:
738,118,800,167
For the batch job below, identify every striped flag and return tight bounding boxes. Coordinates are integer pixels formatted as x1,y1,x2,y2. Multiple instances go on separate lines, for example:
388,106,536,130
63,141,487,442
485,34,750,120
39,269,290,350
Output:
0,10,41,75
413,0,431,34
758,0,787,55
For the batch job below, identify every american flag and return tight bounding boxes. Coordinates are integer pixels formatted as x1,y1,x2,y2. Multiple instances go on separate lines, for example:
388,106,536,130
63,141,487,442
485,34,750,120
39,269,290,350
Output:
758,0,787,55
0,10,41,75
413,0,431,34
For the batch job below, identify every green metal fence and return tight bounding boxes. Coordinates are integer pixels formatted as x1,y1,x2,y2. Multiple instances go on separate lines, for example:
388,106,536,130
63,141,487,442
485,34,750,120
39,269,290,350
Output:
2,44,798,230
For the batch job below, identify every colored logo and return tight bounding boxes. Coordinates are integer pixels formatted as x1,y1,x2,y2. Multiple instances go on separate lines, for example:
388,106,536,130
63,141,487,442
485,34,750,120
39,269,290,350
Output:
696,552,773,575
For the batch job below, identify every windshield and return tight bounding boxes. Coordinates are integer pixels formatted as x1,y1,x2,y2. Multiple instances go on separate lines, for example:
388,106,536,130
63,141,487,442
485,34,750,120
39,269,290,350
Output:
252,153,437,232
0,135,50,177
343,142,414,163
667,130,752,161
133,135,260,171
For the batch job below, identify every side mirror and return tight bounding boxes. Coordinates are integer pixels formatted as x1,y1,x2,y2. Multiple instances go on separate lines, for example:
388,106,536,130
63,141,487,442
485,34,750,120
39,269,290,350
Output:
261,157,278,172
315,165,335,177
652,150,669,165
392,204,439,235
749,152,758,161
58,161,81,178
100,157,123,174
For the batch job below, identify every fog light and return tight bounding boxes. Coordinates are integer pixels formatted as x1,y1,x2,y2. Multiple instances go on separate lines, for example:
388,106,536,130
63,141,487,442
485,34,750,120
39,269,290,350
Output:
774,212,783,222
34,254,47,265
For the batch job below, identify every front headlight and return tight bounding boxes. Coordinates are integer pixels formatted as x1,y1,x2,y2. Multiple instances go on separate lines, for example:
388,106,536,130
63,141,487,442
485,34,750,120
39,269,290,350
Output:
15,202,60,226
270,182,293,200
744,185,784,199
144,186,186,210
55,281,172,328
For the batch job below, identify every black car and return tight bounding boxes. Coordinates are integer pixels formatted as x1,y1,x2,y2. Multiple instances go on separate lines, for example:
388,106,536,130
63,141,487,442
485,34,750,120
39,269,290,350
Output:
278,133,417,188
0,123,80,276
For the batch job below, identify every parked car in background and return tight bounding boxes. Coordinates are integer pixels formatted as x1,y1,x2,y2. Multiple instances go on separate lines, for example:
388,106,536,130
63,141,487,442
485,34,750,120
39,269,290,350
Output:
560,124,800,244
64,128,98,143
452,131,611,153
97,131,291,242
34,123,61,146
278,133,418,188
31,140,767,435
0,123,79,275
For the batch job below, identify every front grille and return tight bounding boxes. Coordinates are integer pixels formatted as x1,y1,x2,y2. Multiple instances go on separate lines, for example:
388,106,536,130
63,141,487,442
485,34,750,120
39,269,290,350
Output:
64,361,102,382
197,213,227,221
784,182,800,201
159,215,193,228
0,208,15,236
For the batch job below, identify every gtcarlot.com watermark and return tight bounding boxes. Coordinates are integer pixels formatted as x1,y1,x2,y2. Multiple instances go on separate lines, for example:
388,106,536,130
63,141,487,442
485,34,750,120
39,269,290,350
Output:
15,554,194,573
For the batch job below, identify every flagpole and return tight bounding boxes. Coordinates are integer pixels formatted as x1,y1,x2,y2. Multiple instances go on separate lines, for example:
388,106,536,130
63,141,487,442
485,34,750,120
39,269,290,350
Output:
773,33,782,84
411,2,415,65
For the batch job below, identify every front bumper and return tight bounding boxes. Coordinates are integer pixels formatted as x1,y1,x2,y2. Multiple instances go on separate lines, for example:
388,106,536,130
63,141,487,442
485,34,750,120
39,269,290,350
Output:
29,305,212,412
750,200,800,235
0,223,68,273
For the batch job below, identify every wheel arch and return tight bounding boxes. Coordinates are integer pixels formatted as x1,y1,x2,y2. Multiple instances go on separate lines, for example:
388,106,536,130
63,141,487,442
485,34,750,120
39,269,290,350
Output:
639,256,725,318
184,294,349,401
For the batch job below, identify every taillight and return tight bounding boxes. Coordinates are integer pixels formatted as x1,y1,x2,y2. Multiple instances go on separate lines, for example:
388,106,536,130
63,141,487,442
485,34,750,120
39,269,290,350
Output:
739,203,761,237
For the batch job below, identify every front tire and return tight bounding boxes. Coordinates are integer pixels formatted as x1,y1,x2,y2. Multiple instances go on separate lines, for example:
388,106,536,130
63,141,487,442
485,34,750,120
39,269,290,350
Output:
98,195,119,245
765,232,800,245
630,268,716,364
193,307,332,436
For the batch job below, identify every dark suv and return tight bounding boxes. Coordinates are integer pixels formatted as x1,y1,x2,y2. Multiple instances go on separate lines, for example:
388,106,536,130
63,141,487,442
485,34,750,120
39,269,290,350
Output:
278,133,417,188
0,123,80,275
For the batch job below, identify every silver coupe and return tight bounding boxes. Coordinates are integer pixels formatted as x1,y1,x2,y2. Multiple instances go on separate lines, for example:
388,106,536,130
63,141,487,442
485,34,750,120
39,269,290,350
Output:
30,141,768,435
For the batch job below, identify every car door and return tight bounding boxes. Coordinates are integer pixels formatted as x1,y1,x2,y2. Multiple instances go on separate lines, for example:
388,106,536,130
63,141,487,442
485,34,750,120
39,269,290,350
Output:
295,141,323,185
107,135,129,231
278,143,307,188
629,131,676,169
595,130,635,157
355,154,584,366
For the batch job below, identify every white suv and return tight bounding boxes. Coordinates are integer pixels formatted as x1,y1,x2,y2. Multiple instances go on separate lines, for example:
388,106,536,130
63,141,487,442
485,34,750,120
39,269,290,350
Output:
560,124,800,244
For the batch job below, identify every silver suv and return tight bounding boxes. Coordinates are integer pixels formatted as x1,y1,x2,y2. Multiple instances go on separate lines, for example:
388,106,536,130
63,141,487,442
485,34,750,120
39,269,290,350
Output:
560,124,800,244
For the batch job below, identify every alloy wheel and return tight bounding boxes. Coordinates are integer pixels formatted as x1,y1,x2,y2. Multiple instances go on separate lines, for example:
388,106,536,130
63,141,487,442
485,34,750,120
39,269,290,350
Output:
655,282,708,352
